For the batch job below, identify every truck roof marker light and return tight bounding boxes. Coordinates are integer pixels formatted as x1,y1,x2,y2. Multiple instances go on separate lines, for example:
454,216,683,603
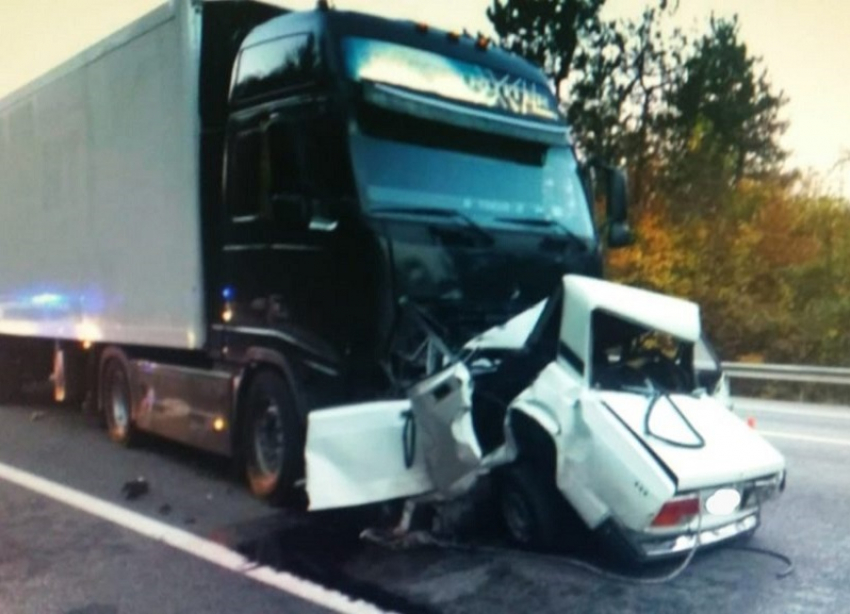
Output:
475,35,490,51
447,31,461,43
415,22,429,34
213,417,227,432
651,495,700,527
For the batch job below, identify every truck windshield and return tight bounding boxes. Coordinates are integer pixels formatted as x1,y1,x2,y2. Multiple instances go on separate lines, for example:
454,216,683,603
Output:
342,36,595,240
349,124,594,240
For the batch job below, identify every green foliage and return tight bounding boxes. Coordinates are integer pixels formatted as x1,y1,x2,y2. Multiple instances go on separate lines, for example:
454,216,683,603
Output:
486,0,606,96
663,17,788,208
567,2,685,206
487,0,847,368
608,178,850,365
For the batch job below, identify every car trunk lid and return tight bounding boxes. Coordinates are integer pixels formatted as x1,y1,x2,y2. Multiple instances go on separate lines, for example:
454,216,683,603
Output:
598,391,785,491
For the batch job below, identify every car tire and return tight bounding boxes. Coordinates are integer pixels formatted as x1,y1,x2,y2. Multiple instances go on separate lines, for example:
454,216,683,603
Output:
242,370,303,505
499,461,573,551
100,351,137,447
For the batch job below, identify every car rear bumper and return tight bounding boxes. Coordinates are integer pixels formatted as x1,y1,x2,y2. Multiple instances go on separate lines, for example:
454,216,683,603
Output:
599,471,785,561
640,512,759,558
599,512,758,561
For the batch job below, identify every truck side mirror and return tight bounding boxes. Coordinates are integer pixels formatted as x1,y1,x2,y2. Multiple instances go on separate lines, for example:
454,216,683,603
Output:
605,168,634,248
607,220,633,248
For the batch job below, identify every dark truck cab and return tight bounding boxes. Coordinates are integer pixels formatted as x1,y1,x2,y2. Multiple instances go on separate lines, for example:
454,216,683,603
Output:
212,7,623,409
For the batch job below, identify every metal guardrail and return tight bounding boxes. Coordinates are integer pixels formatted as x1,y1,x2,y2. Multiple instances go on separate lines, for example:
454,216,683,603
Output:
722,362,850,386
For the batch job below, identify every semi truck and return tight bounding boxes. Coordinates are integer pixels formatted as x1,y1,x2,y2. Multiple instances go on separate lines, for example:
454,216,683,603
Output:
0,0,631,504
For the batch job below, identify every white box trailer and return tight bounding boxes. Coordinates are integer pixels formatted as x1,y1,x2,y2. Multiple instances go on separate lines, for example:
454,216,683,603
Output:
0,2,204,349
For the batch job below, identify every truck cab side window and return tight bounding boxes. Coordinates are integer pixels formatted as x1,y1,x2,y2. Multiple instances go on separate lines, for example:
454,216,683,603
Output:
228,130,263,219
301,119,351,198
298,118,353,224
227,113,349,229
267,120,307,229
231,33,318,105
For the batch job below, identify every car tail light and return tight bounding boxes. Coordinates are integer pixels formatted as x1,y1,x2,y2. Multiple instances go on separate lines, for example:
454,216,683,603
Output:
651,495,700,527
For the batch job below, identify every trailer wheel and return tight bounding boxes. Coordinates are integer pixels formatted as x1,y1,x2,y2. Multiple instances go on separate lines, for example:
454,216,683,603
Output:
499,462,582,552
242,370,303,505
100,353,137,447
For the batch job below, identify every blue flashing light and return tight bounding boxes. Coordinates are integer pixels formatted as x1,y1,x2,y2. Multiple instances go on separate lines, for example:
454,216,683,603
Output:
30,293,68,308
222,286,234,301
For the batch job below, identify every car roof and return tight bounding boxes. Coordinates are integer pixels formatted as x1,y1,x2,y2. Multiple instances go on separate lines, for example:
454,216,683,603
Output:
561,275,701,365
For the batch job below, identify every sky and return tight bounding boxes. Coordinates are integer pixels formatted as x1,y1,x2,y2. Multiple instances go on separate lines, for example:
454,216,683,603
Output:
1,0,847,196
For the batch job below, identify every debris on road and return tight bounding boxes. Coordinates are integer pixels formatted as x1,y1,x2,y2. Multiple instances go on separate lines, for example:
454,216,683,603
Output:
121,477,149,500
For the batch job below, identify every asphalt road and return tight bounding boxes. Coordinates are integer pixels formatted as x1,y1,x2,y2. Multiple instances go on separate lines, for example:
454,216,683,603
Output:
0,393,848,613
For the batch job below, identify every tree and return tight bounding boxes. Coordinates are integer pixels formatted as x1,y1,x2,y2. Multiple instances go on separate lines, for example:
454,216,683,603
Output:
567,2,685,205
486,0,606,99
487,0,684,206
663,17,788,207
487,1,850,373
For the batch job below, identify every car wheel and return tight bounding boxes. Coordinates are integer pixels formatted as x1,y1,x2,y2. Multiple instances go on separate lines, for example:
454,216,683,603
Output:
100,352,137,447
242,370,303,505
499,462,570,551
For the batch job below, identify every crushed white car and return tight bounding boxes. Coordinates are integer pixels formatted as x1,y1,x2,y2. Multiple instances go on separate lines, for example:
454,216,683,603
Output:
305,275,786,560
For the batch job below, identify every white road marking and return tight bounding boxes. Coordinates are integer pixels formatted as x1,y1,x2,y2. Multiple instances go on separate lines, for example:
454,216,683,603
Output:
759,430,850,448
0,461,393,614
738,404,850,421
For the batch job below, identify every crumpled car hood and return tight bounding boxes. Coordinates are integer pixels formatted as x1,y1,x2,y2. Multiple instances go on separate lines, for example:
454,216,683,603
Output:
597,391,785,491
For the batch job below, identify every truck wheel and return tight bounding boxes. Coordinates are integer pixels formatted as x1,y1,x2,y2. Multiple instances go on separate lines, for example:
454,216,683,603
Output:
499,462,570,552
242,370,303,505
100,353,137,447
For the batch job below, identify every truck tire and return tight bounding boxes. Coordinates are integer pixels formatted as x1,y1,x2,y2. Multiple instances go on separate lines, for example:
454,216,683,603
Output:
100,351,137,447
499,462,585,552
242,370,303,505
